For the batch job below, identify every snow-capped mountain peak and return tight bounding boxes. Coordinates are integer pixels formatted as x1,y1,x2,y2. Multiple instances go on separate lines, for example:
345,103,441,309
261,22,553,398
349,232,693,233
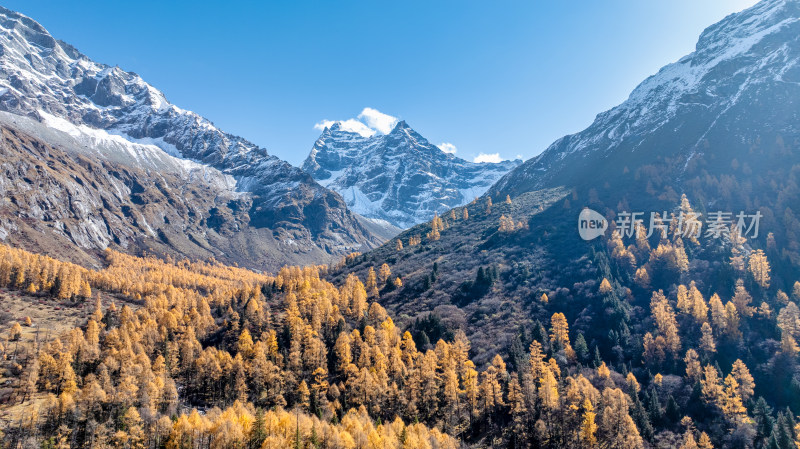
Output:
303,119,520,229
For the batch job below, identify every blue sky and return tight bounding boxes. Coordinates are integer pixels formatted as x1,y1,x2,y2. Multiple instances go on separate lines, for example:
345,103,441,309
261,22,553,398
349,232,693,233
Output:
4,0,759,166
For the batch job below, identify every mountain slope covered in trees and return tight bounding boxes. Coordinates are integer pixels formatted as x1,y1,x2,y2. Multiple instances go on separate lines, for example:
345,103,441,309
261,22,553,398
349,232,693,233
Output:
0,242,653,449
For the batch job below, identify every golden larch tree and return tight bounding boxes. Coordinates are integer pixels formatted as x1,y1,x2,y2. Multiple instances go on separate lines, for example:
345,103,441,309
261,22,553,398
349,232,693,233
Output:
378,263,392,286
730,359,755,402
748,249,771,288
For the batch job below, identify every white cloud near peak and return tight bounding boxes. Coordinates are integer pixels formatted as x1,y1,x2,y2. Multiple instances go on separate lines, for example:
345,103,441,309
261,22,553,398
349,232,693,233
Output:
313,119,375,138
314,107,399,138
358,107,399,134
473,152,503,163
438,142,457,154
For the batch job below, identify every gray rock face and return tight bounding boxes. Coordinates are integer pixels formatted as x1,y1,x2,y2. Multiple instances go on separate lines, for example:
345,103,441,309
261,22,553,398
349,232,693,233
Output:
303,121,520,228
491,0,800,198
0,6,391,269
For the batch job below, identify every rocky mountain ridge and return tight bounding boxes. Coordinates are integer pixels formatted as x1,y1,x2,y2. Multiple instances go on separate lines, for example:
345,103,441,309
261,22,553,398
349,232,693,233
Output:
0,6,393,269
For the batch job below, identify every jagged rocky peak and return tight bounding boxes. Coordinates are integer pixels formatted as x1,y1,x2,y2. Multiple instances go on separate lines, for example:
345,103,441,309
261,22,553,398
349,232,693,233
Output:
303,112,520,229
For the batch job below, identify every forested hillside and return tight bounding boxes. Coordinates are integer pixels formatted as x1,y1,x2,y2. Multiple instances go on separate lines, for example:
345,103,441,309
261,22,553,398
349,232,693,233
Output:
1,194,799,448
327,187,800,448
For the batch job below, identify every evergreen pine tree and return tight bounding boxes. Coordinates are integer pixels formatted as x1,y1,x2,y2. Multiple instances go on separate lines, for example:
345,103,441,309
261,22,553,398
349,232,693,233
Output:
753,397,775,448
631,395,654,441
665,395,681,423
574,333,590,363
646,387,663,427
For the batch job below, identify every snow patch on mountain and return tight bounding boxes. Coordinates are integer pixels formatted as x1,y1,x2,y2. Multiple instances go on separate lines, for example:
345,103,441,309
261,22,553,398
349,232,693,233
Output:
33,111,240,192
